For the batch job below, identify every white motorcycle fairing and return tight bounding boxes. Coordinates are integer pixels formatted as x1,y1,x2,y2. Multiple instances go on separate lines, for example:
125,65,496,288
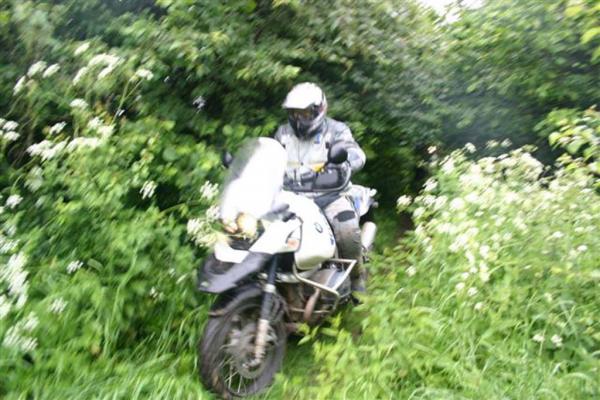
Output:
276,191,336,270
214,191,336,271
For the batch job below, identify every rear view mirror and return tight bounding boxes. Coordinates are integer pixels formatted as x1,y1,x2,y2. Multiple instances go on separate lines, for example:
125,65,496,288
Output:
327,141,348,165
221,151,233,168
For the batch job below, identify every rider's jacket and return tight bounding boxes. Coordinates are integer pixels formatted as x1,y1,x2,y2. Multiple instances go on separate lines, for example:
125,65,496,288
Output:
273,117,366,181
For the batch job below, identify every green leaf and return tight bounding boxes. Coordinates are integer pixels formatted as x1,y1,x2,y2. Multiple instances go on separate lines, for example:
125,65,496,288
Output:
162,146,178,162
567,139,585,154
581,27,600,44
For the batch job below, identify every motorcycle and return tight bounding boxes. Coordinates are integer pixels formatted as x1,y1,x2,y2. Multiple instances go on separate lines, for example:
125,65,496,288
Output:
196,137,377,398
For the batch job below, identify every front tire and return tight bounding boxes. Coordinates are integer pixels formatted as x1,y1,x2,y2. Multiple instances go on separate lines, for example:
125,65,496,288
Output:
198,297,286,398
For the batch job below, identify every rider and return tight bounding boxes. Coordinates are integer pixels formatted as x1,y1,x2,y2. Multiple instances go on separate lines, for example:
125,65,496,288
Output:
273,82,367,292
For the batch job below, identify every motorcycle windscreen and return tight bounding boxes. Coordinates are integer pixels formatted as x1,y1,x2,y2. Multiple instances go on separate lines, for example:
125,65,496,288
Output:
220,138,287,222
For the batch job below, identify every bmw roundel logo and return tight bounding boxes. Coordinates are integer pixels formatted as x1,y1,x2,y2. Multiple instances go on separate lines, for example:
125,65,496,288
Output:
314,222,323,233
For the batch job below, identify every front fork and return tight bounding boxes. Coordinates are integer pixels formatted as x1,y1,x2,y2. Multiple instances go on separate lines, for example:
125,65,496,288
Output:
253,256,278,362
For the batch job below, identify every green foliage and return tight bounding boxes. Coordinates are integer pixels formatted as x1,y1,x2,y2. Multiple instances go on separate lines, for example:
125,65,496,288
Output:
291,144,599,399
437,0,600,154
1,0,599,398
541,107,600,177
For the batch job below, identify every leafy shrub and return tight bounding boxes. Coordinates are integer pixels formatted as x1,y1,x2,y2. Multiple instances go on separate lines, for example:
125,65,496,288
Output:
292,142,600,399
0,48,220,398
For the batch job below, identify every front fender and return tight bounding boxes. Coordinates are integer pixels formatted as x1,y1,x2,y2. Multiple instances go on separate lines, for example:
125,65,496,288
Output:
197,251,271,294
208,283,263,317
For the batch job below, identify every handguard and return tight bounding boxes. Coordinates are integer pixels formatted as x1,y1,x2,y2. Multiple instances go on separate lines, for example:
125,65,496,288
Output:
284,163,351,193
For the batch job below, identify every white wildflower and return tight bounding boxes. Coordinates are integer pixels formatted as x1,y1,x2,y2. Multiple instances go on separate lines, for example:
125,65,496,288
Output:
449,234,469,253
42,63,60,78
449,198,465,211
206,205,220,221
89,53,121,67
467,287,478,297
193,96,206,110
422,195,436,207
27,140,67,161
49,297,67,314
187,218,203,237
474,302,484,311
3,131,19,141
2,326,37,351
25,167,44,192
0,295,10,319
479,270,490,283
532,333,545,343
513,216,527,232
427,145,437,154
73,67,89,84
140,180,157,199
27,61,47,77
550,231,564,240
0,237,19,253
413,207,425,218
70,98,88,109
479,245,490,259
423,178,438,192
135,68,154,81
464,192,479,204
149,287,159,299
460,272,470,280
6,195,22,209
3,120,18,131
199,181,219,201
396,195,412,209
3,252,28,298
500,139,512,147
434,195,447,210
74,42,90,56
66,260,83,274
14,76,27,94
67,137,102,152
576,245,587,253
464,142,476,153
98,125,114,138
504,191,519,204
455,282,465,292
98,66,115,80
22,313,39,331
2,326,19,348
486,140,499,149
551,334,563,347
49,122,67,135
441,157,455,174
88,117,103,130
406,266,416,277
21,337,38,352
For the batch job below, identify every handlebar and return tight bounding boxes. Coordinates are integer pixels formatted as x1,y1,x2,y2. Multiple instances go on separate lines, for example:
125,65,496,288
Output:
283,164,351,193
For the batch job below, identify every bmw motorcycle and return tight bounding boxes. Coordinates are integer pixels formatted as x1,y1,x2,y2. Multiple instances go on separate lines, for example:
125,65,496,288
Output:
197,137,377,398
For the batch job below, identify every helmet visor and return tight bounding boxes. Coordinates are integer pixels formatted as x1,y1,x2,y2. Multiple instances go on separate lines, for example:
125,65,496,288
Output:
288,107,317,122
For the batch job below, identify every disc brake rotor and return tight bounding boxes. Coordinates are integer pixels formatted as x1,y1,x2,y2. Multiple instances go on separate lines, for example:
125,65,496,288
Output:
225,321,278,380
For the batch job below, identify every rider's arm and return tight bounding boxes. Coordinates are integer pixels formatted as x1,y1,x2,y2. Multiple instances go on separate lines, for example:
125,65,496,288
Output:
331,122,366,173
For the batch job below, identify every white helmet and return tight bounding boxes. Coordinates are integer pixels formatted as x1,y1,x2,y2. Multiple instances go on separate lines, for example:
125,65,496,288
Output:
282,82,328,138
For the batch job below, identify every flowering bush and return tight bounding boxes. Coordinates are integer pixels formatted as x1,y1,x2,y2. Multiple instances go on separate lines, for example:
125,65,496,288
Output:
285,143,600,399
0,48,221,397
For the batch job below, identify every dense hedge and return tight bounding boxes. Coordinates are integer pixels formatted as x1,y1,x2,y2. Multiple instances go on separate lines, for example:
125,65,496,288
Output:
1,0,599,398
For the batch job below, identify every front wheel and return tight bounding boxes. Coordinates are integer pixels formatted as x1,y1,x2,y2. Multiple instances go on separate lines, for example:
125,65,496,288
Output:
198,297,286,399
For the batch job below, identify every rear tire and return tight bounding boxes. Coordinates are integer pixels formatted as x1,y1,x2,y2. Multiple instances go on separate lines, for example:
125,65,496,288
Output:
198,297,286,398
